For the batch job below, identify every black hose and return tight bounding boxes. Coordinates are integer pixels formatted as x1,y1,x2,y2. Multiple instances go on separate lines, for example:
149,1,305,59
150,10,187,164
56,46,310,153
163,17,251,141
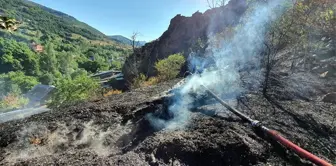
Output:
201,85,259,125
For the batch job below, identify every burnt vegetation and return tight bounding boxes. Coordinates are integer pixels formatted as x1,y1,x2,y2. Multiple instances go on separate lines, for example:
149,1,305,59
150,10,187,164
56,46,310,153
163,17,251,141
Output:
261,0,335,100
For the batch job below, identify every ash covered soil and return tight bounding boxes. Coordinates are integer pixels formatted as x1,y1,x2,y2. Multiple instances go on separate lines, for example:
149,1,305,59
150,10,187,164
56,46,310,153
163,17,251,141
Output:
0,79,335,166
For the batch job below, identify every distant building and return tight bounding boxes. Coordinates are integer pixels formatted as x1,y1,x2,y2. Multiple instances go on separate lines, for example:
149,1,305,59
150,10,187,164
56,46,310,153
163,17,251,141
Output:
31,42,44,53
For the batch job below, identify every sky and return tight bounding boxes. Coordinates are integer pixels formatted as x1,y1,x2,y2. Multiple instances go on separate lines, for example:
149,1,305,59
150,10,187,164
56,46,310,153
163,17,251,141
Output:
30,0,209,41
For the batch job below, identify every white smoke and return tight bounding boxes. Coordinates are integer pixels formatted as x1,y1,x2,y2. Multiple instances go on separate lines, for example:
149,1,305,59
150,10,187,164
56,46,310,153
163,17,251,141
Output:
148,0,290,130
3,120,133,163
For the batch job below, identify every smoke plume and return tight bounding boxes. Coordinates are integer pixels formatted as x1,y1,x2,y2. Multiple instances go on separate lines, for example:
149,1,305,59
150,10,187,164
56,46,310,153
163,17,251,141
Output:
148,0,289,130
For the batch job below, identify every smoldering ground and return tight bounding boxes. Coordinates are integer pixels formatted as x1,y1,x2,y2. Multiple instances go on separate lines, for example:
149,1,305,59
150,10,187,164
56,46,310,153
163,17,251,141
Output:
147,0,290,130
3,120,134,163
0,78,335,165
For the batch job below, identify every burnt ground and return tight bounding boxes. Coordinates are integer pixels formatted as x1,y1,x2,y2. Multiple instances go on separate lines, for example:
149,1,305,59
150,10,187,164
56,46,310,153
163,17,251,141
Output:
0,78,335,166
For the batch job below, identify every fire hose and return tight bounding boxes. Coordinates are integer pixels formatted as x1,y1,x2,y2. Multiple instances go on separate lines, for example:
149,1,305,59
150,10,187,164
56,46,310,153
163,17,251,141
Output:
201,85,333,166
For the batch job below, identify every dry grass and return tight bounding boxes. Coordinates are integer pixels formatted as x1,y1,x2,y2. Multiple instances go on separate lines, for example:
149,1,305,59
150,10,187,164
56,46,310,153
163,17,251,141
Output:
2,94,19,106
143,77,160,87
29,137,42,145
103,89,123,97
0,93,28,110
132,75,161,89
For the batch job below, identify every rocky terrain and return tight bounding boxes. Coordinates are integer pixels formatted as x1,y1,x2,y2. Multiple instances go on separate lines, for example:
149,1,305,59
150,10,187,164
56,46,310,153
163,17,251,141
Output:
122,0,247,82
0,76,335,165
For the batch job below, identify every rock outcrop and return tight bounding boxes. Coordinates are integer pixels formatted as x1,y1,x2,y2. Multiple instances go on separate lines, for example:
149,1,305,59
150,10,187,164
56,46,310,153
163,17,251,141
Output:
122,0,248,83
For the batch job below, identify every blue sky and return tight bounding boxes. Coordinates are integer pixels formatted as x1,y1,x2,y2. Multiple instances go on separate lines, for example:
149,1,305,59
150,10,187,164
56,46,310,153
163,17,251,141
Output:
31,0,209,41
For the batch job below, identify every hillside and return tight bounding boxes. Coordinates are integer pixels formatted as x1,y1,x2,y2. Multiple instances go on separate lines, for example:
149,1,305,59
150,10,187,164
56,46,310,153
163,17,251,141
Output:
0,0,105,40
109,35,146,47
0,0,132,111
0,0,131,61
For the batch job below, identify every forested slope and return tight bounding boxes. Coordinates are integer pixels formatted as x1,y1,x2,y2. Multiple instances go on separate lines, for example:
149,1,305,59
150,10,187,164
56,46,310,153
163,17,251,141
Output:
0,0,131,111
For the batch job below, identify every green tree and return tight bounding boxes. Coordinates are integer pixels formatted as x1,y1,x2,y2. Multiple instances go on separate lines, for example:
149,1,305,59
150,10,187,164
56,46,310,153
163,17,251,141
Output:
155,53,185,81
78,60,101,73
39,72,54,85
7,71,39,93
0,76,21,96
0,71,38,95
50,73,99,107
110,60,122,70
71,69,88,79
39,43,57,74
57,52,77,75
0,38,40,76
35,30,42,39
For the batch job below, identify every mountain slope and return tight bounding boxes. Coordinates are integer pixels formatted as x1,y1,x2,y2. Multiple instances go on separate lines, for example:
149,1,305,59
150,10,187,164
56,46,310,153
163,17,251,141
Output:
0,0,132,91
0,0,110,40
109,35,146,47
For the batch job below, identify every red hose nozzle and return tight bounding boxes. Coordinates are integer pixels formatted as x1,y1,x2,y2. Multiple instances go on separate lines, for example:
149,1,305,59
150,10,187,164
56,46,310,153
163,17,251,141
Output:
263,127,333,166
201,83,333,166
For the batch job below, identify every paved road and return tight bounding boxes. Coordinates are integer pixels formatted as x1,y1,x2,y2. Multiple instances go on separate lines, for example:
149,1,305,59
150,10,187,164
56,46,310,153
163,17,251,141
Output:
0,106,50,123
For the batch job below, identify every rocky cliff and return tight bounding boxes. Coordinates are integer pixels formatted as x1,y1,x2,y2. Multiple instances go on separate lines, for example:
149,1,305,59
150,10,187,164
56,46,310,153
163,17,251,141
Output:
122,0,247,83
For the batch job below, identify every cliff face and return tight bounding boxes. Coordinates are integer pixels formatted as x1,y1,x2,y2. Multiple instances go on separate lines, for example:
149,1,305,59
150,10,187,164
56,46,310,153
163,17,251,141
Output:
122,0,248,83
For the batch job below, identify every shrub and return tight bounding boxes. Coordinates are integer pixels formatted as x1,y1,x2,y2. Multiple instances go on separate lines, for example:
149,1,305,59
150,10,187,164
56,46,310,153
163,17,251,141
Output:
0,71,39,95
0,93,29,112
39,72,55,85
132,73,147,89
144,77,159,87
132,75,160,88
78,60,101,73
155,53,185,81
49,73,100,107
7,71,39,93
110,61,122,70
70,69,88,79
131,53,185,89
